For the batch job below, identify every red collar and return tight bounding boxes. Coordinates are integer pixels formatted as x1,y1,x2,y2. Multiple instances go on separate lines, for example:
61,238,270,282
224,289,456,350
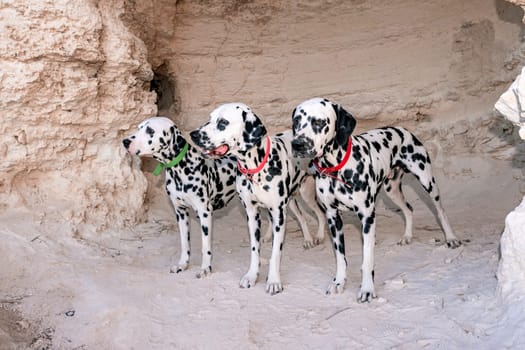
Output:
313,137,353,174
238,136,271,177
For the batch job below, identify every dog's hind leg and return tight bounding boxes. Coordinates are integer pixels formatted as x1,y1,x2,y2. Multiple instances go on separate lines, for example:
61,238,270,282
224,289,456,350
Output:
425,180,461,248
288,198,315,249
262,212,273,243
384,167,414,245
398,135,461,248
299,176,326,245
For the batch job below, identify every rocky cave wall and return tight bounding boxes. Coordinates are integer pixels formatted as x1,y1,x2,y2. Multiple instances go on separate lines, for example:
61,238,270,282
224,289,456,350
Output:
133,0,525,169
0,0,157,230
165,0,523,130
0,0,524,231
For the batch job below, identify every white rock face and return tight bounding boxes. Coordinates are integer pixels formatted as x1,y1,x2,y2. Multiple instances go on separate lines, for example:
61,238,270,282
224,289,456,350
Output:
495,66,525,140
498,196,525,300
0,0,157,230
492,196,525,347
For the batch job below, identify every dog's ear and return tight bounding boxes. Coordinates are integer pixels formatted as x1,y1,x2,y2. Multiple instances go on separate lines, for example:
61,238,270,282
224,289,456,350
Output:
165,123,185,152
332,103,356,147
241,111,267,151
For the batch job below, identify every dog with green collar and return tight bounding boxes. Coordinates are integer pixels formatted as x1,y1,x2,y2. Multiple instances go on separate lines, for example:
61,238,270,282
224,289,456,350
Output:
123,117,238,278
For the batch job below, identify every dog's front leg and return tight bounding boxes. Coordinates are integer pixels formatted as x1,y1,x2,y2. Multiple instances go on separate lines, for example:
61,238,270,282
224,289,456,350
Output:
358,210,377,303
325,210,347,294
171,206,190,273
240,205,261,289
196,208,213,278
266,206,286,295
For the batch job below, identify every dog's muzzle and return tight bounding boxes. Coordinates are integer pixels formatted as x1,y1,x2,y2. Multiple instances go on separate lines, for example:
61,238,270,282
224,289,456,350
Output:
189,129,205,147
190,129,229,158
291,136,315,158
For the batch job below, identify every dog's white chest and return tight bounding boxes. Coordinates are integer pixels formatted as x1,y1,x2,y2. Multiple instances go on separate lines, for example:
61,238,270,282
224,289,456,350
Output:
237,177,279,209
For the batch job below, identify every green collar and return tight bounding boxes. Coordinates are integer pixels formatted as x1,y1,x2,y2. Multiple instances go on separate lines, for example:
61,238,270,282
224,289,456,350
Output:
153,142,189,176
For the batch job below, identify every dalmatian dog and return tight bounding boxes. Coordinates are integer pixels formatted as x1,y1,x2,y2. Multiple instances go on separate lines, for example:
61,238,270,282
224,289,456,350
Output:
122,117,320,279
122,117,239,278
290,97,461,302
190,103,326,294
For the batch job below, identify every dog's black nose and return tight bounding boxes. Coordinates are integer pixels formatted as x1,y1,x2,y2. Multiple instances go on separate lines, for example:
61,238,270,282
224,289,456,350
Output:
189,130,201,145
291,136,314,157
122,138,131,149
291,138,306,152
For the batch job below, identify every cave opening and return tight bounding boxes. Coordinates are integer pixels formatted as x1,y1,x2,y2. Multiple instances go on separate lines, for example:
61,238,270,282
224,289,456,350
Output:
150,64,176,115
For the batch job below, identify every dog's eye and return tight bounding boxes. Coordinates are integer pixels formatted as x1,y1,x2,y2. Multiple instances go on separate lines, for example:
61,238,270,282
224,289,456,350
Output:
217,118,229,131
312,118,326,130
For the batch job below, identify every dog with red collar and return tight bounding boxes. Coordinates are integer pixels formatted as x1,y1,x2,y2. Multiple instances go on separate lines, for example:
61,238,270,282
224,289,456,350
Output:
291,97,461,302
190,103,325,294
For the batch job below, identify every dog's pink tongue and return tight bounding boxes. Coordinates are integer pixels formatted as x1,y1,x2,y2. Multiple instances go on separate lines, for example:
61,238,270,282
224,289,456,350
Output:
212,145,229,156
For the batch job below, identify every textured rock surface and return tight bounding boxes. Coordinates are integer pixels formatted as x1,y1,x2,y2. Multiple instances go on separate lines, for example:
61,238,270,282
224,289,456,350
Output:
127,0,525,188
1,0,525,232
166,0,524,134
498,196,525,299
0,0,156,230
494,195,525,346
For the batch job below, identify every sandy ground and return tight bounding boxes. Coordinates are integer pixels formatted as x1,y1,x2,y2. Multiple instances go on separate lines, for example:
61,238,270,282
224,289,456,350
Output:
1,155,525,349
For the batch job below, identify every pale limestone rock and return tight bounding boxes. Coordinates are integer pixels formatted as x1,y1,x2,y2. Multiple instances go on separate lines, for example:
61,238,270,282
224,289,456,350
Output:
498,196,525,300
495,66,525,139
0,0,156,230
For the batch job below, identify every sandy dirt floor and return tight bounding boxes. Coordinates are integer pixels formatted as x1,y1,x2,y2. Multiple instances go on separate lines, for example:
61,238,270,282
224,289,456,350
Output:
1,155,525,349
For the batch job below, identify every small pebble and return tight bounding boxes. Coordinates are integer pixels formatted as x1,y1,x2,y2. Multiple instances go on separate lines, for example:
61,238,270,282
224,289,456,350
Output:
65,310,75,317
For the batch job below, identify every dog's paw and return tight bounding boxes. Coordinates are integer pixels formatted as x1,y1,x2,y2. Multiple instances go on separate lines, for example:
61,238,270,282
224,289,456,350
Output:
397,236,412,246
266,281,283,295
357,287,377,303
446,239,462,249
240,272,258,289
170,262,189,274
314,234,325,245
303,239,315,249
304,236,324,249
325,278,346,295
196,266,212,279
